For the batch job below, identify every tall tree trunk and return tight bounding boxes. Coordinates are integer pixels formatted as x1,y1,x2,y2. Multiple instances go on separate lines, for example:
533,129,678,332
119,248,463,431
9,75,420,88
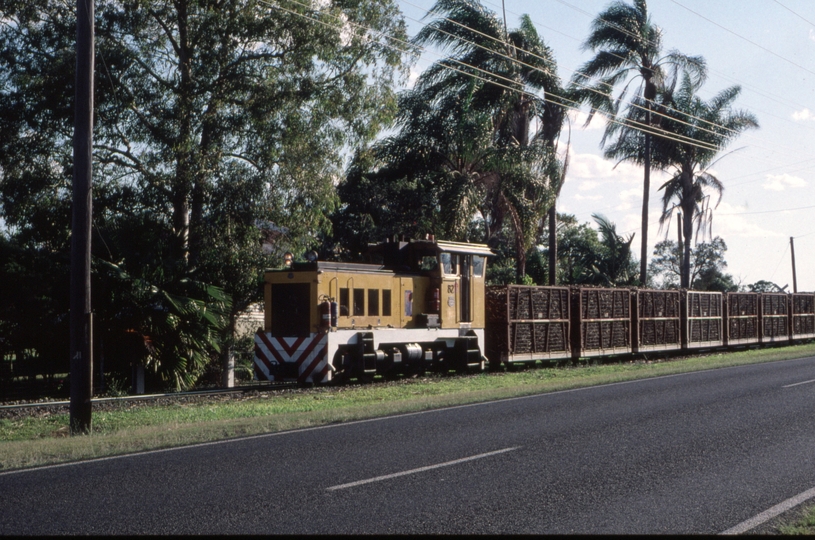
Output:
548,205,557,285
682,211,693,288
640,80,657,287
173,0,193,267
681,170,694,288
640,110,651,287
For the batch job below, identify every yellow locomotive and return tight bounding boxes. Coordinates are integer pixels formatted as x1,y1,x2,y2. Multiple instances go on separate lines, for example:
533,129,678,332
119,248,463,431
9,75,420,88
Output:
254,237,493,384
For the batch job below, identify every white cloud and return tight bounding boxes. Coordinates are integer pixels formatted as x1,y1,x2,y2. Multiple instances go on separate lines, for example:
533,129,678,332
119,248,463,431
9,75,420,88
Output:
711,202,785,239
792,108,815,121
810,28,815,42
619,188,641,200
568,152,643,183
567,110,605,131
408,68,420,87
763,173,807,191
574,193,603,201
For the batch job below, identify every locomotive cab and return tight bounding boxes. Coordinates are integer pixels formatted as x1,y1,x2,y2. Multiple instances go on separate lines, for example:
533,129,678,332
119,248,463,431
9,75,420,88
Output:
254,238,492,384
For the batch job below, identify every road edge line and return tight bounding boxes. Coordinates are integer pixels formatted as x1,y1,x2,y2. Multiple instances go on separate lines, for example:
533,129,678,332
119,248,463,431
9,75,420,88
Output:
720,486,815,534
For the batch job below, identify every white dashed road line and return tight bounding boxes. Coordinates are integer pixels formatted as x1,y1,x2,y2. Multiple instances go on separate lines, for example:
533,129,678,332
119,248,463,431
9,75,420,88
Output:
782,378,815,388
720,486,815,534
326,447,520,491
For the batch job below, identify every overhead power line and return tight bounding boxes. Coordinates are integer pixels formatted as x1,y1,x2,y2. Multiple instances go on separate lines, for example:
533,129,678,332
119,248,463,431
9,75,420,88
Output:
771,0,815,30
668,0,815,79
400,0,739,140
262,0,725,154
486,0,815,128
399,0,812,166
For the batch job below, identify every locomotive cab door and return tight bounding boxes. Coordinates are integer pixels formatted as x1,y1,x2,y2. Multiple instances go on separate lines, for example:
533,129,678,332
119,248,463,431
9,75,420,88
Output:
460,255,472,323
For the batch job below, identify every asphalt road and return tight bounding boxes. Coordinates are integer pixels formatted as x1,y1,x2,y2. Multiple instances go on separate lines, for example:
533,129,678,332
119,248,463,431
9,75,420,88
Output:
2,357,815,534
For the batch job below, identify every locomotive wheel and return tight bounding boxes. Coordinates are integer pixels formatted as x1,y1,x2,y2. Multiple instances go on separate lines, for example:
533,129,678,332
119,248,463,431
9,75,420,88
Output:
356,373,375,384
330,351,350,385
406,363,426,378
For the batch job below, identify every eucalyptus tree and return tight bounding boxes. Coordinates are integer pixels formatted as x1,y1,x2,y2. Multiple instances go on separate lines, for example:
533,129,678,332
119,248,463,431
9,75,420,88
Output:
649,237,736,291
572,0,706,285
0,0,409,388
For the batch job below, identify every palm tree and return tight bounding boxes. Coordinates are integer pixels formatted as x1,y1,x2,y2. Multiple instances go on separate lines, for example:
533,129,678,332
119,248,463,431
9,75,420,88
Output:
650,75,758,287
405,0,571,279
590,214,639,286
572,0,706,286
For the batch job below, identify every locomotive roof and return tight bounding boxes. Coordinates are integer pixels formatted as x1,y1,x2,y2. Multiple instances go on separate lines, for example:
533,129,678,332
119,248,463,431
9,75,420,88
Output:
367,238,494,256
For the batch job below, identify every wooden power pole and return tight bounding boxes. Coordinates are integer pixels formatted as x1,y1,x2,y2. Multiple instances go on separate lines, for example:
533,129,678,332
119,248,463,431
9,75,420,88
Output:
677,212,683,279
70,0,94,434
790,236,798,294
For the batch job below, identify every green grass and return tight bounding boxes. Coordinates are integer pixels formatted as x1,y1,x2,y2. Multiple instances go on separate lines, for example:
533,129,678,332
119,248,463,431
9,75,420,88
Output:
2,341,815,472
779,504,815,534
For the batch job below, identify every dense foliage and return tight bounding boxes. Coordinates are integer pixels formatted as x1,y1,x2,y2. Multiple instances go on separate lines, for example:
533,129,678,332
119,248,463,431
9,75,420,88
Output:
0,0,408,390
332,0,569,280
0,0,759,395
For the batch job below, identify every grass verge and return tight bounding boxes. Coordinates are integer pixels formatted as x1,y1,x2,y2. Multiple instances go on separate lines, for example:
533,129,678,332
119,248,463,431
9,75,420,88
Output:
2,341,815,472
778,504,815,534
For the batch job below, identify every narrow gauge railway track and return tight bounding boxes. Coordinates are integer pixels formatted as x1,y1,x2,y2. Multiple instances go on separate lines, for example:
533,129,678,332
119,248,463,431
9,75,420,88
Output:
0,383,298,421
0,342,755,422
2,331,805,423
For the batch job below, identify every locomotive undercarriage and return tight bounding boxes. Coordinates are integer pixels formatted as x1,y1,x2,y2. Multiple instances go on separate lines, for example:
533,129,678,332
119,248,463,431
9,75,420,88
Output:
254,328,485,385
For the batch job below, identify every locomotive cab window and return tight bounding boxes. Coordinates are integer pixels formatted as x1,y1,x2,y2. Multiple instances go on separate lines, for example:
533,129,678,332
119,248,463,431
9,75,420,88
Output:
441,253,458,275
368,289,379,316
473,256,484,277
382,289,392,317
339,288,349,316
353,289,365,316
419,255,438,272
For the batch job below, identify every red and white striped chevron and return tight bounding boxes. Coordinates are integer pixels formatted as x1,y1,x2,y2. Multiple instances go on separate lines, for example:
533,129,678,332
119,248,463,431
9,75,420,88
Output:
254,332,330,384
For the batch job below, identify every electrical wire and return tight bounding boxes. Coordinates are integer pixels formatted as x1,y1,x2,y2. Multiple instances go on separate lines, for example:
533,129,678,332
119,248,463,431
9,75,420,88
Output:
276,0,811,169
398,0,812,166
260,0,815,240
668,0,815,78
400,0,742,140
771,0,815,27
262,0,726,153
544,0,815,114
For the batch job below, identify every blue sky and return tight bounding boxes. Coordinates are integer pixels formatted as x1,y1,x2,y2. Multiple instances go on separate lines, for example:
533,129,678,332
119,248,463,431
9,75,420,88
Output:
396,0,815,291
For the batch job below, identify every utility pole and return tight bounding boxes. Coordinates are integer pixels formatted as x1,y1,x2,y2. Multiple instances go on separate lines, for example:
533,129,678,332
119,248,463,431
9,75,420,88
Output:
70,0,94,434
548,206,557,286
677,212,683,280
790,236,798,294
